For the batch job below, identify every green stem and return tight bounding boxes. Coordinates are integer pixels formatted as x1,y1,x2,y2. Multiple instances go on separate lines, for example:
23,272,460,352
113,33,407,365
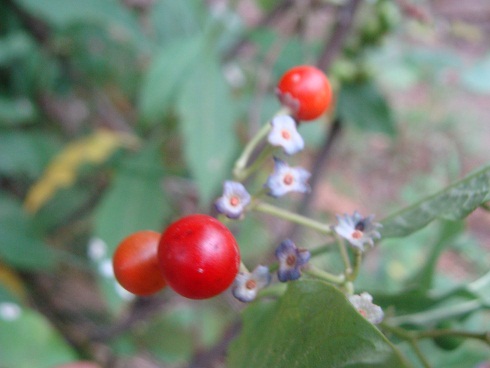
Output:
239,261,250,273
388,299,484,326
381,324,432,368
417,329,490,344
335,234,352,275
347,249,362,282
237,144,276,181
303,265,345,284
410,340,432,368
253,202,333,235
233,123,271,181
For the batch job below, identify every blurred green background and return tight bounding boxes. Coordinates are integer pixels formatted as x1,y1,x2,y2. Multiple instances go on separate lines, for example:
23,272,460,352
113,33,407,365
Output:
1,0,489,367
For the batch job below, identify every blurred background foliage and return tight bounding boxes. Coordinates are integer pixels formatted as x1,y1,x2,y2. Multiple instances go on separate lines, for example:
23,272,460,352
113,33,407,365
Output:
0,0,490,367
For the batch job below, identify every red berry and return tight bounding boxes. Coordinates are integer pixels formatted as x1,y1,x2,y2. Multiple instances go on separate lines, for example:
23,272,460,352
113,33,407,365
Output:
113,230,166,296
276,65,333,121
158,214,240,300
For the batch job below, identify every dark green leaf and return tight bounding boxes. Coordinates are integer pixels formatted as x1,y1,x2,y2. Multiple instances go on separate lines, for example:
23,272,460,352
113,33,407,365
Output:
0,131,61,177
373,288,442,317
0,97,37,126
337,81,396,136
381,165,490,238
0,32,34,66
228,280,412,368
408,220,464,291
139,35,205,125
0,306,77,368
256,0,282,12
176,51,238,205
430,341,490,368
14,0,136,29
0,193,56,270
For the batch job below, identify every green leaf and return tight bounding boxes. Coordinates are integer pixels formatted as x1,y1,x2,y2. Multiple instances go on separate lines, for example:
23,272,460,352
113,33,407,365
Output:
0,32,34,66
408,220,464,291
139,35,205,125
430,341,490,368
0,193,56,270
93,142,170,311
14,0,135,29
0,306,77,368
149,0,203,45
228,280,412,368
337,81,396,136
381,165,490,238
0,97,37,126
94,144,169,248
176,51,238,205
0,130,61,177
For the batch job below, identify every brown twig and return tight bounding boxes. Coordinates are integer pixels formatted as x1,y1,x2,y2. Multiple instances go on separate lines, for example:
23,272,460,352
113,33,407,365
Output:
187,320,242,368
286,0,362,241
317,0,363,71
90,295,169,342
223,0,295,62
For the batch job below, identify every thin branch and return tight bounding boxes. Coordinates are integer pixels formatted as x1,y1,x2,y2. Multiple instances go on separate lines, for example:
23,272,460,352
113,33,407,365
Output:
286,0,363,240
187,320,242,368
287,117,342,240
317,0,363,71
90,296,169,342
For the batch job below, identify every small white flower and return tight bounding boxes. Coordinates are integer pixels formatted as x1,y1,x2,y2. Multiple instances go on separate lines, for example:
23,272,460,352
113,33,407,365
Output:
348,292,384,324
232,265,271,303
87,237,107,261
268,115,304,155
98,259,115,278
0,302,22,321
215,181,251,219
265,157,311,197
224,63,246,88
334,211,381,251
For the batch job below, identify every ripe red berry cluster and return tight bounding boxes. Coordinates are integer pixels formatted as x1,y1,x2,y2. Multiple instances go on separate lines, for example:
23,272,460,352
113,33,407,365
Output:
113,214,240,299
112,66,332,300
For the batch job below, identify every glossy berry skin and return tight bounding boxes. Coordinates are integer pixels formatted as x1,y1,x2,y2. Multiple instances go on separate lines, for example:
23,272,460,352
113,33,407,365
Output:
276,65,333,121
113,230,166,296
158,214,240,300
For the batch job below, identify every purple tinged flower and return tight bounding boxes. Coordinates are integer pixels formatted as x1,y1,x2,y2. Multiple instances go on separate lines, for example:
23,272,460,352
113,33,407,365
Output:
267,115,304,155
275,239,311,282
348,292,384,324
265,157,311,198
232,265,271,303
334,211,382,251
215,181,251,219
